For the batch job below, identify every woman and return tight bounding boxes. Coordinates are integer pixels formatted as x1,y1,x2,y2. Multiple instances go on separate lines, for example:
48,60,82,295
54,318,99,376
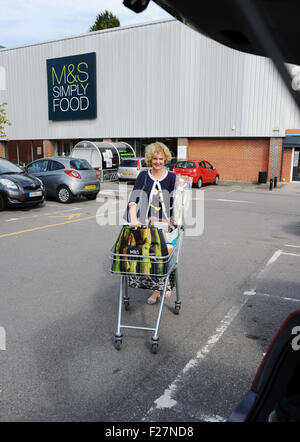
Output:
126,142,177,304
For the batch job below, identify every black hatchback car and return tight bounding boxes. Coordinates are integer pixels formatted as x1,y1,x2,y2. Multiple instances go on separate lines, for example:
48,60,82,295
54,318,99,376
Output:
0,158,45,210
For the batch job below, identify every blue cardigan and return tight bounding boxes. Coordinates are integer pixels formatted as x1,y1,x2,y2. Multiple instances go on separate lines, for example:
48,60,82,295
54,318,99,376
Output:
126,170,176,224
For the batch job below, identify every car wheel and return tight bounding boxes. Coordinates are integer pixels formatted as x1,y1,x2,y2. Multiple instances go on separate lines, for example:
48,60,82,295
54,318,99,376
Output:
214,175,219,185
57,186,73,203
86,193,98,200
197,177,203,188
0,193,6,211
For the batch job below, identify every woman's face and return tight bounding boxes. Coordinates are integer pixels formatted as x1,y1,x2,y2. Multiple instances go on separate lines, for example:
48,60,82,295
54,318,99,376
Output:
151,151,165,171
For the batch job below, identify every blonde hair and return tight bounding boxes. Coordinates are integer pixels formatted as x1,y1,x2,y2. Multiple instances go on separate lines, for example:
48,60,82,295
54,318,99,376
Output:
145,142,172,166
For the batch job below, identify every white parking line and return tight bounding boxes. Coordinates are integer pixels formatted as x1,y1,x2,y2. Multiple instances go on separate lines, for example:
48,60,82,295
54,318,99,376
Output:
244,248,300,302
216,199,255,204
284,244,300,248
143,300,247,420
282,251,300,258
6,218,24,222
192,197,255,204
4,207,81,222
257,250,283,279
244,290,300,303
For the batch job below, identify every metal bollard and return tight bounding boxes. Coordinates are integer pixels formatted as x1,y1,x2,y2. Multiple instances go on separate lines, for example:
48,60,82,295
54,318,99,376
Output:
269,178,273,191
274,176,277,188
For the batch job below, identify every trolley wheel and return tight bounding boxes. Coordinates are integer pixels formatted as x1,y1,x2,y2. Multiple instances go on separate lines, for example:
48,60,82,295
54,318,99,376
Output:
174,301,181,315
151,337,159,354
114,335,123,350
151,343,159,354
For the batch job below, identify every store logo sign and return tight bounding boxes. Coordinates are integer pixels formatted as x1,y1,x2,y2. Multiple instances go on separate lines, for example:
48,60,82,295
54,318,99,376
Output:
47,52,97,120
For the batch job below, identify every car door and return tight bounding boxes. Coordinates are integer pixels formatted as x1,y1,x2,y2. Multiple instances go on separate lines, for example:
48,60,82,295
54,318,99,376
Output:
205,161,216,183
46,160,66,196
26,159,49,186
198,161,208,183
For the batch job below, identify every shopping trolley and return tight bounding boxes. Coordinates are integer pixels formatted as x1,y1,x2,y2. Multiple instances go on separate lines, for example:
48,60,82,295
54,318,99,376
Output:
110,226,184,353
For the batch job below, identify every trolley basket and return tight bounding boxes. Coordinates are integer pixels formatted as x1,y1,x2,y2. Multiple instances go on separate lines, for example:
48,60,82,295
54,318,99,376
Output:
110,225,184,353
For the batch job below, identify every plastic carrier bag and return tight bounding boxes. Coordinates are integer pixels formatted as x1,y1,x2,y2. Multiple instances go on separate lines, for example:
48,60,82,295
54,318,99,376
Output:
173,175,193,226
112,226,168,276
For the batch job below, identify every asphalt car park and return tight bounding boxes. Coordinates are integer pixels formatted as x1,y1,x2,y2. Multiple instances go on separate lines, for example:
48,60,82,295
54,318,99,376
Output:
0,180,300,421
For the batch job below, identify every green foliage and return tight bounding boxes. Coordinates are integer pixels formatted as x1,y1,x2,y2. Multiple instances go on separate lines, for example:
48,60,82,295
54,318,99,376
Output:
89,10,120,32
0,102,11,141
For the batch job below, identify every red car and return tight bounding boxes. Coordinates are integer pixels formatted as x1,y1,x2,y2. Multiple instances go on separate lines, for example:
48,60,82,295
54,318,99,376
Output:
173,160,219,188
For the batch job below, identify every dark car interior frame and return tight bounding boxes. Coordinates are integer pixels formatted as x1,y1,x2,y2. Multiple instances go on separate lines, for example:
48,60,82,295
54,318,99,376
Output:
123,0,300,422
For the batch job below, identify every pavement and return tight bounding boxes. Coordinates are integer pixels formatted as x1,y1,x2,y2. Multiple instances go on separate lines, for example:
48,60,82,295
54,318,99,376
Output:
98,179,300,197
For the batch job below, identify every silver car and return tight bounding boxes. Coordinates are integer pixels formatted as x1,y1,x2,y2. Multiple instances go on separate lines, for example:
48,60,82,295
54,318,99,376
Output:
117,157,148,181
25,157,100,203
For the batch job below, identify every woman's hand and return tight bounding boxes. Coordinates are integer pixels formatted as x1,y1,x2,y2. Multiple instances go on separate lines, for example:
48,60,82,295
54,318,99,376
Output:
129,203,142,227
131,219,142,228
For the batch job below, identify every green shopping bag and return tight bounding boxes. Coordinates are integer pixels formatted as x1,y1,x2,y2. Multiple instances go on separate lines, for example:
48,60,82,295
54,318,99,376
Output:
112,226,168,276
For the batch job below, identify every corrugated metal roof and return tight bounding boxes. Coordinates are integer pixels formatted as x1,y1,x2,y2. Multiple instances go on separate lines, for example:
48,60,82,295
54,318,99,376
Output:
1,19,300,141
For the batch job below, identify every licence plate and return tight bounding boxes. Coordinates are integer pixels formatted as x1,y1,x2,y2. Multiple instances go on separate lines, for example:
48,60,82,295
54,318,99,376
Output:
124,173,132,177
85,185,96,190
29,190,42,197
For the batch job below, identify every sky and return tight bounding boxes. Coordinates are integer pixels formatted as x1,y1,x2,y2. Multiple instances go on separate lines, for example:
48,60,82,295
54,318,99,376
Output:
0,0,173,48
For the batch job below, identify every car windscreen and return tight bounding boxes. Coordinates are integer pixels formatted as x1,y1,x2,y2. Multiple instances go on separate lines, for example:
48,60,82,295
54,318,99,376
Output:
0,159,23,174
175,161,196,168
70,159,92,170
120,159,138,167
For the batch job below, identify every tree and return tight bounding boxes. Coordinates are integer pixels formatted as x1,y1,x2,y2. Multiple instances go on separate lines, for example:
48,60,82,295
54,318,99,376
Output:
0,102,11,141
89,10,120,32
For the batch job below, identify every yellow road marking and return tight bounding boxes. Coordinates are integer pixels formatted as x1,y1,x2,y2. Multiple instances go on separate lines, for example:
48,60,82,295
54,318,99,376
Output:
0,210,120,239
227,186,242,193
48,213,82,220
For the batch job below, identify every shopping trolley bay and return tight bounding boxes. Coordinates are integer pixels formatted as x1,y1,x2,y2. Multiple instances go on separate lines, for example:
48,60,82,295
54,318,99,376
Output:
1,183,300,421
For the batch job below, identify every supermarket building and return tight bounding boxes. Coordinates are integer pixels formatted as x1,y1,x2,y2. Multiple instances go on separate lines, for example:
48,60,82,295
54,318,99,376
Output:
1,18,300,183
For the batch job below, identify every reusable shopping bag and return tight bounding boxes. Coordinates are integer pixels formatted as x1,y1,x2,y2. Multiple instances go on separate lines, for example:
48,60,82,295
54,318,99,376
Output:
112,226,168,276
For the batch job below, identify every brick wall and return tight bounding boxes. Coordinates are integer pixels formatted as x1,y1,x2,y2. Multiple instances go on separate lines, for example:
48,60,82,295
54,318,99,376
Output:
189,138,270,182
281,148,292,182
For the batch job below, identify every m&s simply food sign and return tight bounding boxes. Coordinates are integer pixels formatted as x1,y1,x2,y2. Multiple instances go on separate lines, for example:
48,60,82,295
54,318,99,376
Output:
47,52,97,120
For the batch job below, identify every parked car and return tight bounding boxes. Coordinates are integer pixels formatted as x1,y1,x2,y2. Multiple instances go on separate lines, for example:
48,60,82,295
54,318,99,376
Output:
228,309,300,422
165,158,178,172
25,157,100,203
0,158,45,210
173,160,219,188
117,157,148,181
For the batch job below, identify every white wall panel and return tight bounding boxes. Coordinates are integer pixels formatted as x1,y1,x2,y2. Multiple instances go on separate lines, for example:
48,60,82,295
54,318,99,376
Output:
0,19,300,141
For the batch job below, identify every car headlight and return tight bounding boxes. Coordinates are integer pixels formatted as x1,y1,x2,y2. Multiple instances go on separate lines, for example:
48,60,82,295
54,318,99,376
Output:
0,178,18,190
